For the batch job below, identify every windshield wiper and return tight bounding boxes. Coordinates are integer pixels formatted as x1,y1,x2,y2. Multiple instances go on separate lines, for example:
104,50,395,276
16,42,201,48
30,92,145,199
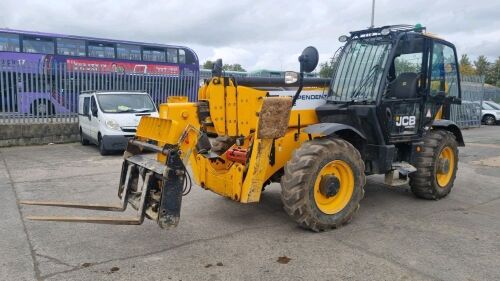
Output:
117,109,135,113
133,109,152,113
350,64,381,100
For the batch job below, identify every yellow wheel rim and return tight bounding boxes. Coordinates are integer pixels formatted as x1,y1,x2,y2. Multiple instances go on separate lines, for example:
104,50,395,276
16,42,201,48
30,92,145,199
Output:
436,146,455,188
313,160,354,215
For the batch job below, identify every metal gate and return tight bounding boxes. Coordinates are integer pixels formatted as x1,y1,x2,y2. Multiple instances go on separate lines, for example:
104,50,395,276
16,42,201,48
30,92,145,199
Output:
0,62,198,124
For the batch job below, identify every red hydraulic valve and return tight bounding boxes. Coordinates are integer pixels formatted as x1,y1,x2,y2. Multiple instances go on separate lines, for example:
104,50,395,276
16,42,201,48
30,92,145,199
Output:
226,147,248,164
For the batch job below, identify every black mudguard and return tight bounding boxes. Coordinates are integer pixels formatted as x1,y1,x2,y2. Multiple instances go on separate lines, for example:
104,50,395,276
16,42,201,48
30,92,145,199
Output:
303,123,366,140
431,120,465,146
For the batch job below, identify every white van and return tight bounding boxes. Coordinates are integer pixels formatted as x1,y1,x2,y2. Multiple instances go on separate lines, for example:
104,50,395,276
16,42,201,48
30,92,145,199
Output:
78,91,158,155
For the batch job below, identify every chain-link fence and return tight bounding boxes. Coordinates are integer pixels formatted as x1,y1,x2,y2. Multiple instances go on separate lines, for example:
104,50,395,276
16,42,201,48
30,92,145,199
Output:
483,85,500,103
0,62,199,124
450,75,484,128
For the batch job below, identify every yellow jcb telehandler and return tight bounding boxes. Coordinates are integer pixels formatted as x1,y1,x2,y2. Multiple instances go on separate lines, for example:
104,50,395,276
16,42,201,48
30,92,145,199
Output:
22,25,464,231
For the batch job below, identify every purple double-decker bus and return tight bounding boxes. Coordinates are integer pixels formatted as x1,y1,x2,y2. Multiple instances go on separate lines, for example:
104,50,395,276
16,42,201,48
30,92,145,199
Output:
0,28,199,116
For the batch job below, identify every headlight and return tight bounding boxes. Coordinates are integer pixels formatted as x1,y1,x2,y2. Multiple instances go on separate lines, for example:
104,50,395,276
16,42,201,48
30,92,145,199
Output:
284,71,299,84
380,28,391,36
105,119,121,131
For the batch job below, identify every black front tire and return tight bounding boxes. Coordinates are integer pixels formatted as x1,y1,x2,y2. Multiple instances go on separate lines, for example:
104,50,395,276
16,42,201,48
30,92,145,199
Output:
281,138,365,232
409,130,459,200
98,135,109,156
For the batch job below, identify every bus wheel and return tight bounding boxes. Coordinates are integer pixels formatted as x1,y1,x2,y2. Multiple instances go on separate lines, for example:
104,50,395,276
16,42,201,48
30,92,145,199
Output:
31,99,55,117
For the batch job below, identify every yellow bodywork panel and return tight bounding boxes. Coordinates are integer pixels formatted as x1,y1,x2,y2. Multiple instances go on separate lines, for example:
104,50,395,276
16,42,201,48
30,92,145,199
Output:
167,96,189,103
200,78,267,137
193,154,245,200
236,86,267,136
134,77,321,205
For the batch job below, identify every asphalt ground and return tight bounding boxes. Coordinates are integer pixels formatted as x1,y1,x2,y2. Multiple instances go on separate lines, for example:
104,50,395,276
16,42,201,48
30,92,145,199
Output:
1,126,499,281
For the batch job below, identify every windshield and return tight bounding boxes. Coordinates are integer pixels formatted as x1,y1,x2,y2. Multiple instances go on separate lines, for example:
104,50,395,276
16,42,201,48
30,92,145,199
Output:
328,37,392,102
485,102,500,110
96,94,156,113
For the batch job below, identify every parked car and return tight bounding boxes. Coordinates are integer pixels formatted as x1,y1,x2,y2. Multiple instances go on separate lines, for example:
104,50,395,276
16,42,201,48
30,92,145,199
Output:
78,91,158,155
481,101,500,125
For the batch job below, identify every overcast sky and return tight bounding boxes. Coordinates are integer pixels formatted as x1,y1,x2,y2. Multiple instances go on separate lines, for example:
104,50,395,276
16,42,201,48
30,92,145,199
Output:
1,0,499,71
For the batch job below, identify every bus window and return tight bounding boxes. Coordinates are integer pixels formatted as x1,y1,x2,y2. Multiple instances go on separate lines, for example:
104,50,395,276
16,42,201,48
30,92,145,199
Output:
117,44,141,60
56,38,85,56
88,42,115,59
143,48,165,62
22,37,54,54
167,48,178,63
178,49,186,64
0,32,20,52
184,49,197,65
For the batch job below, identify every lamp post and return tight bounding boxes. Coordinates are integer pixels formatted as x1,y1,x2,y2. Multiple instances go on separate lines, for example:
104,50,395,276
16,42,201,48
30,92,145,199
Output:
370,0,375,28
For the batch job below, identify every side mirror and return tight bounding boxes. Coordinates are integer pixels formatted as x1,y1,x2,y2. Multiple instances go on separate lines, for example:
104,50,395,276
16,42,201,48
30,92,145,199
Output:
91,107,98,117
298,46,319,73
292,46,320,106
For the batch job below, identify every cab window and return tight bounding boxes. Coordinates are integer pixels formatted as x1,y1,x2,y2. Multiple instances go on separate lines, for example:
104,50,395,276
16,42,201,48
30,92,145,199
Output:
82,97,90,115
90,96,98,116
430,42,459,97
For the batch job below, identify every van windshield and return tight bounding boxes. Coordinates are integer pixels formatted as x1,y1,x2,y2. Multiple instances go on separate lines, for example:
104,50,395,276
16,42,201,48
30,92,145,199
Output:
96,94,156,113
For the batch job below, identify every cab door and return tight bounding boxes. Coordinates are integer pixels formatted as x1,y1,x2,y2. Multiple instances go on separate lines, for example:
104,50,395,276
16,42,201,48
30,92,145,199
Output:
421,40,461,125
380,34,429,141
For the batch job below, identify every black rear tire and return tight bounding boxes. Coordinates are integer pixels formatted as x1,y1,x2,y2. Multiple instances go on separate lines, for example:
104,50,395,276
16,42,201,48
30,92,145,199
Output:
409,130,459,200
281,138,365,232
80,128,89,145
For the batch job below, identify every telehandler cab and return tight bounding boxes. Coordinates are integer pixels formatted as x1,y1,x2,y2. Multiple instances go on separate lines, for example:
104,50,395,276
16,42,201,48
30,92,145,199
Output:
22,25,464,231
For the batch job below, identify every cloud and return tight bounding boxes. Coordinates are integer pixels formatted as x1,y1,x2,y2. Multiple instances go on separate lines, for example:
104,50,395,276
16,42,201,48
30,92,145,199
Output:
1,0,499,70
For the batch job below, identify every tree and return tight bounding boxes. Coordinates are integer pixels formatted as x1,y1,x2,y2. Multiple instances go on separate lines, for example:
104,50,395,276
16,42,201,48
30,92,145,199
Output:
223,63,246,72
485,57,500,87
319,56,336,78
395,59,420,73
459,54,476,76
202,60,214,69
474,55,490,77
202,61,246,72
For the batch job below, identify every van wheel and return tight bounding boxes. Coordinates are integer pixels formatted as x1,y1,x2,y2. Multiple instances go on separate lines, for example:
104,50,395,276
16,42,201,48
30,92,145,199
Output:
98,134,109,155
80,128,89,145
